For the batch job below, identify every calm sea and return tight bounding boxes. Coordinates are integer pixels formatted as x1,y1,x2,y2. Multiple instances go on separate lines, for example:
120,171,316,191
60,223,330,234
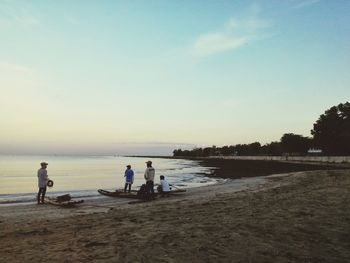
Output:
0,155,217,205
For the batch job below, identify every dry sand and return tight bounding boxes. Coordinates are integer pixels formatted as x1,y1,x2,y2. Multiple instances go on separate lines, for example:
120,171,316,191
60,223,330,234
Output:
1,169,349,263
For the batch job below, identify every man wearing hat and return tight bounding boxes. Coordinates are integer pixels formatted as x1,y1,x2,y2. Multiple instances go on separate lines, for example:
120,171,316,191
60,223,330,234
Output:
124,165,134,193
37,162,48,204
144,161,155,199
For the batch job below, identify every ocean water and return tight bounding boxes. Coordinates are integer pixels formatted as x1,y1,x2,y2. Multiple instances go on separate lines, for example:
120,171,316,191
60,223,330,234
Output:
0,155,217,205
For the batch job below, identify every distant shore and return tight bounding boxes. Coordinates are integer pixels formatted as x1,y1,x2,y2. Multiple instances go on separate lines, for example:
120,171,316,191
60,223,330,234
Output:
128,155,350,164
180,155,350,163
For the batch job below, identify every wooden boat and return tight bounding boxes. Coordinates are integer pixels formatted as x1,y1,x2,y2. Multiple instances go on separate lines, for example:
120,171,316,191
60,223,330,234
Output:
98,188,186,199
98,189,143,199
44,195,84,207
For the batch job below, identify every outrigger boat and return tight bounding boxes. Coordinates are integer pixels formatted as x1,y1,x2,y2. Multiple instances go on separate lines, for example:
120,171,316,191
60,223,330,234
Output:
98,187,186,199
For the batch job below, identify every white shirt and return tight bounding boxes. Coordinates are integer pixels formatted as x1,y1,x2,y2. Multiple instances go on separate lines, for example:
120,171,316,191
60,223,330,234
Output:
144,167,155,181
160,179,170,192
37,168,48,188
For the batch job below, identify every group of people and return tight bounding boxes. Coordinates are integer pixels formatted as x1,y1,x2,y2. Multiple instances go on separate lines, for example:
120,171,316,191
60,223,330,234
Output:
37,160,171,204
124,160,171,199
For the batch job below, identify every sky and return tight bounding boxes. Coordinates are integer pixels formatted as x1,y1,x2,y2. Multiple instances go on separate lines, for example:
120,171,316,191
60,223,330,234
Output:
0,0,349,155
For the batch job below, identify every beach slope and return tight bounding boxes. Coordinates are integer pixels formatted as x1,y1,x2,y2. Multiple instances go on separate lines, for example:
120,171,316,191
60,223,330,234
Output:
0,170,349,262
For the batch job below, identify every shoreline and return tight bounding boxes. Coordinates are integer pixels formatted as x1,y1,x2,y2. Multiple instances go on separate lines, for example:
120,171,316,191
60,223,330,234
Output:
1,158,350,262
0,175,264,221
197,158,348,179
1,169,349,262
2,156,343,206
1,157,348,207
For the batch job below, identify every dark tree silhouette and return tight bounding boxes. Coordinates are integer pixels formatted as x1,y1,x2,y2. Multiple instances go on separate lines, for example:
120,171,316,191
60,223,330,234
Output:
280,133,311,155
261,142,282,156
173,103,350,157
232,142,261,156
220,146,230,155
173,149,183,156
311,102,350,155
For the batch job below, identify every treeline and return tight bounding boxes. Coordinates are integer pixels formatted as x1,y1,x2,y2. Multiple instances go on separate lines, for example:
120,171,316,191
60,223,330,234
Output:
173,133,310,157
173,102,350,157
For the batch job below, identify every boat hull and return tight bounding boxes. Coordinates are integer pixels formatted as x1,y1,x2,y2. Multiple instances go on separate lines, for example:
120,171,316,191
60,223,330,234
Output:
98,188,186,199
98,189,143,199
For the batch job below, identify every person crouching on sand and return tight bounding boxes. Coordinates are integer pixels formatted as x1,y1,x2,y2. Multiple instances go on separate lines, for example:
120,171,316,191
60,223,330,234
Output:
37,162,48,204
124,165,134,193
158,175,171,196
144,161,155,199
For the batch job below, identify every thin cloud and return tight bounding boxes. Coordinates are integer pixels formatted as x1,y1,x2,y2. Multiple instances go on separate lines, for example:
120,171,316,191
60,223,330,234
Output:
193,33,248,57
292,0,321,9
0,62,33,74
192,5,272,58
13,12,39,26
0,2,39,29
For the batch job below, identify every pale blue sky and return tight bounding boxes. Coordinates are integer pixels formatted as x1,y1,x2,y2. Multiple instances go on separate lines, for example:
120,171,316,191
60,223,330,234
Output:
0,0,349,155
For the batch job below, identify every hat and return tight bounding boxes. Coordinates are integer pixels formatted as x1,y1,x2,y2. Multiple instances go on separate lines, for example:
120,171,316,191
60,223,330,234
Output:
40,162,48,166
146,160,152,164
126,164,131,167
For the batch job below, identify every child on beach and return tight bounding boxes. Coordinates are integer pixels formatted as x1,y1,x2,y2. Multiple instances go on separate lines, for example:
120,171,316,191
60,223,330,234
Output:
124,165,134,193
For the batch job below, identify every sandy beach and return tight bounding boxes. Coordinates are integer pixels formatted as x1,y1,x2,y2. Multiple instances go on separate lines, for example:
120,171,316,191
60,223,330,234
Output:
2,0,349,262
1,165,350,262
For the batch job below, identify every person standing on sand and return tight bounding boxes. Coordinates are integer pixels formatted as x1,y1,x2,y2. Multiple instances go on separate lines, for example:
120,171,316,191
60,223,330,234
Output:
124,165,134,193
144,161,155,199
37,162,48,204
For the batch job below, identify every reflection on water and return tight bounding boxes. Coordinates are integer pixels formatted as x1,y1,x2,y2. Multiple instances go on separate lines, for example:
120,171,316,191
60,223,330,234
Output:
0,155,218,204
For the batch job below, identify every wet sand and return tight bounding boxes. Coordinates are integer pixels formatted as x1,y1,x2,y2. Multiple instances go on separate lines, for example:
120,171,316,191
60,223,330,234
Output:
0,165,350,262
198,158,347,178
